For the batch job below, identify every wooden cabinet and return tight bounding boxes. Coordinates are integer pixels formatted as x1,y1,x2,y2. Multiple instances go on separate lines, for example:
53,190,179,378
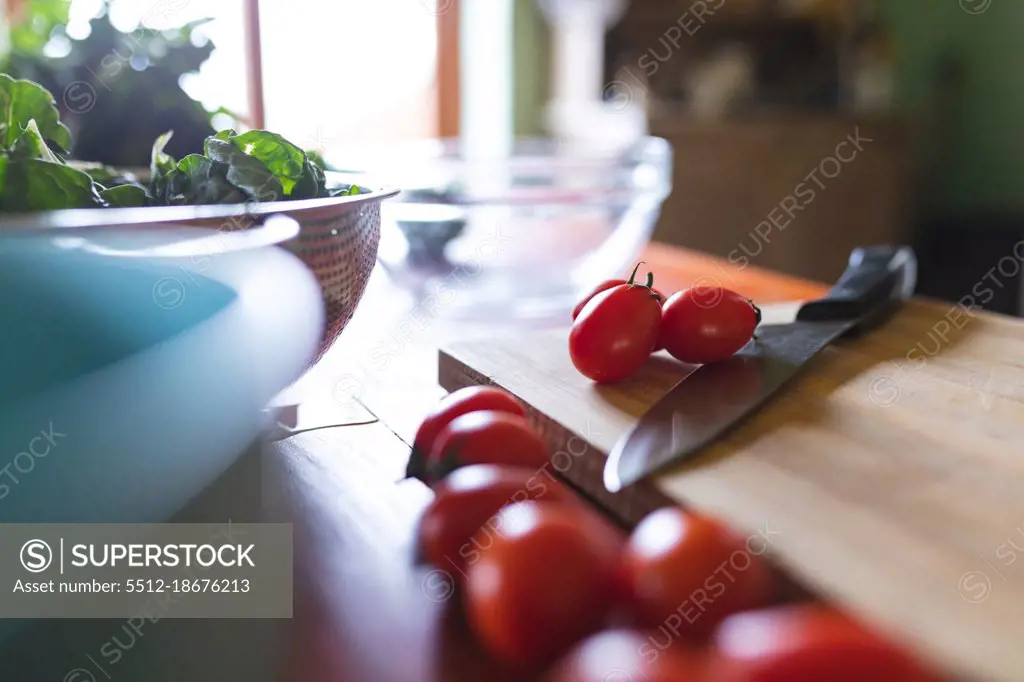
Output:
649,113,913,282
599,0,907,282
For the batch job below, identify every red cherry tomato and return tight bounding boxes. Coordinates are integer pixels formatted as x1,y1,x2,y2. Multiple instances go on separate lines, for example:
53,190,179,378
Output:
573,278,666,320
425,411,549,484
543,629,709,682
711,604,943,682
574,278,667,353
621,508,773,641
569,284,663,383
465,502,624,667
417,465,578,580
659,286,761,365
408,387,525,480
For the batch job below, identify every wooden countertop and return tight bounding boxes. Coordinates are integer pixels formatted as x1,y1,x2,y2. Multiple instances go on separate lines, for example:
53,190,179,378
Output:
2,244,826,681
269,242,827,682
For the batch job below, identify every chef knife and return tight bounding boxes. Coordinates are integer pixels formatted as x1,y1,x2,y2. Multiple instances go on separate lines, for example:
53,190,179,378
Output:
604,245,917,493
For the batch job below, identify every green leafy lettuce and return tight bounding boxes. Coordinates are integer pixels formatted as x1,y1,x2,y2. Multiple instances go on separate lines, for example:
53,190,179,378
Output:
0,77,369,214
99,184,148,208
0,73,71,151
148,128,365,205
0,78,103,211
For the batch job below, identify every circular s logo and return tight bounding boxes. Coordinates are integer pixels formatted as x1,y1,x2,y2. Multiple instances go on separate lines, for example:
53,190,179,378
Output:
64,669,97,682
958,570,992,604
689,276,725,309
867,374,901,408
63,81,97,115
602,81,635,113
21,539,53,573
421,569,455,603
152,277,186,310
420,0,455,16
960,0,992,14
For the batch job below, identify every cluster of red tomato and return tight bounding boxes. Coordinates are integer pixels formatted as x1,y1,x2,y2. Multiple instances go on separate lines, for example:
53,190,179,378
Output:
409,386,944,681
569,265,762,383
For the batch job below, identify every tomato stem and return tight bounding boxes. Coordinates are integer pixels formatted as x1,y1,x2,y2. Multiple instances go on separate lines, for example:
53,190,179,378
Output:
749,299,762,341
626,261,646,286
405,447,426,480
627,262,660,298
425,451,462,484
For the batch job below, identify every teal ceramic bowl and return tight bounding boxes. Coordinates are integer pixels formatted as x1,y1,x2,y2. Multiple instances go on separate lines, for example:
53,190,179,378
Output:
0,216,323,524
2,182,399,360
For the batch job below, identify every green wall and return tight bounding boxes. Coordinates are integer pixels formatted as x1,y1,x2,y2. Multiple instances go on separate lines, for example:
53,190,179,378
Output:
879,0,1024,218
512,0,549,136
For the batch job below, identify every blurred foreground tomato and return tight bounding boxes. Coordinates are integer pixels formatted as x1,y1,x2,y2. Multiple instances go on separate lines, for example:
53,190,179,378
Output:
417,465,577,580
465,502,623,667
425,411,549,483
711,604,943,682
543,629,709,682
621,507,773,640
408,387,525,480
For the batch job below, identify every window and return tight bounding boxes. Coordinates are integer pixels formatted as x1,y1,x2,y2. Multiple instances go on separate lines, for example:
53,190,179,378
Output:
258,0,438,153
62,0,441,150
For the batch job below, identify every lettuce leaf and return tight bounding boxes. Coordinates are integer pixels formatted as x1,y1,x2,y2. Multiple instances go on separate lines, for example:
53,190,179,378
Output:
332,184,367,197
2,158,104,211
99,184,149,208
10,119,62,163
291,157,326,200
153,152,248,206
204,129,336,200
204,137,283,202
150,131,177,186
0,75,72,152
227,130,306,195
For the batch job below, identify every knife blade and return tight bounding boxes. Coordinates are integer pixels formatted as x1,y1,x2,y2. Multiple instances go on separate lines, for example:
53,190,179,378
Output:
603,245,918,493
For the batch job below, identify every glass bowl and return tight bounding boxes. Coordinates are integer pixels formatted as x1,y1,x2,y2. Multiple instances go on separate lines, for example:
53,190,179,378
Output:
358,136,672,322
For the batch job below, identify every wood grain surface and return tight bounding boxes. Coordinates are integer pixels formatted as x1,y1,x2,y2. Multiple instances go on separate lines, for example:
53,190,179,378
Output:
440,297,1024,682
0,242,852,682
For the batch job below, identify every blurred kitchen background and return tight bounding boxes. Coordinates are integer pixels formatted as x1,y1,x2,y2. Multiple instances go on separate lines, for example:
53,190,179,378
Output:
1,0,1021,314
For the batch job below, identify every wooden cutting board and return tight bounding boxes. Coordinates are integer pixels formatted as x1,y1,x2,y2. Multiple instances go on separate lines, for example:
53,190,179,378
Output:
439,299,1024,682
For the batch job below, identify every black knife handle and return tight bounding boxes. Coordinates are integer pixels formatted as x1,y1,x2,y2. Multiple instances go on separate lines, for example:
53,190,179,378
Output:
796,246,917,334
